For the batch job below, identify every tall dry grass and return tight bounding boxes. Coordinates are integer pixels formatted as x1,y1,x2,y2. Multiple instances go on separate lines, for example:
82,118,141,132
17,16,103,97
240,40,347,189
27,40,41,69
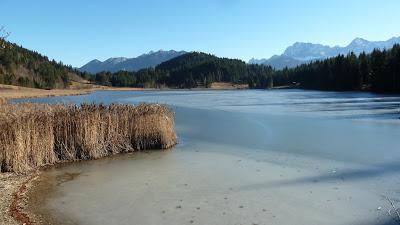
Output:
0,103,176,173
0,97,6,105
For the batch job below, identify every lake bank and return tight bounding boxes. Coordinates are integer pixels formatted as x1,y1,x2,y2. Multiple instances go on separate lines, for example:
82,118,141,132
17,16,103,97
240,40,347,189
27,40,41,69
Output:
0,82,252,102
0,84,145,101
0,172,39,225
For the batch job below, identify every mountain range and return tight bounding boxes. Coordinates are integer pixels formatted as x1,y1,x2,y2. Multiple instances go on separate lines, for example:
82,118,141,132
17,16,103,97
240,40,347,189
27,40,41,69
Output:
249,36,400,69
80,36,400,73
80,50,187,73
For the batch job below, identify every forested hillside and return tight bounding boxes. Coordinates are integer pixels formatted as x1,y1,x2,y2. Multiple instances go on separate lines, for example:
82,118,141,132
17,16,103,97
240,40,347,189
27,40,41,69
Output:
0,40,84,89
92,52,274,88
268,44,400,93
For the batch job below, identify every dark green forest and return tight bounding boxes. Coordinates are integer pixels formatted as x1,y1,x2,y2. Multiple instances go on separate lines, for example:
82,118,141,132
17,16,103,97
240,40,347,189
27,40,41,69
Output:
271,44,400,93
92,52,274,89
0,40,83,89
92,46,400,93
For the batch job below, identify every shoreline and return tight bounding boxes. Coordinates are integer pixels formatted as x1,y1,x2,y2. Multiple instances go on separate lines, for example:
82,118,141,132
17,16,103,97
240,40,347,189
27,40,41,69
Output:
0,172,39,225
0,84,144,101
0,82,251,102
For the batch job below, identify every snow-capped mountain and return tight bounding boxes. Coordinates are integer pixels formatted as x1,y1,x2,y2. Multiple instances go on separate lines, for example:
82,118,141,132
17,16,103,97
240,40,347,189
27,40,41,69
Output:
80,50,187,73
283,42,335,61
249,55,304,69
250,36,400,69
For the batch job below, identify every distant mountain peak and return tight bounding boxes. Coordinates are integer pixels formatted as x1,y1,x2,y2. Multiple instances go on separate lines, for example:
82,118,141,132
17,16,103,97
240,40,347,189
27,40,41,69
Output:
348,37,369,47
104,57,128,64
146,50,156,55
250,36,400,69
80,50,187,73
141,49,179,57
89,59,101,63
352,37,368,42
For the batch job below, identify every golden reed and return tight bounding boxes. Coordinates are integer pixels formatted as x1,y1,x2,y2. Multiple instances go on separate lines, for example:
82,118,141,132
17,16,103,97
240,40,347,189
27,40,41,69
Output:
0,102,176,173
0,97,6,105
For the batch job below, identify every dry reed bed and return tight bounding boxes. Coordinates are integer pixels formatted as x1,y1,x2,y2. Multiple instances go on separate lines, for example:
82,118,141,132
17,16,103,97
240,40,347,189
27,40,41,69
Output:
0,97,6,105
0,102,176,173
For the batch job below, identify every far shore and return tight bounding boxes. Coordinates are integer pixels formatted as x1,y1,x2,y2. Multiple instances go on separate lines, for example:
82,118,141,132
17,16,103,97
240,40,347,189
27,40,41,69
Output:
0,83,144,100
0,82,252,101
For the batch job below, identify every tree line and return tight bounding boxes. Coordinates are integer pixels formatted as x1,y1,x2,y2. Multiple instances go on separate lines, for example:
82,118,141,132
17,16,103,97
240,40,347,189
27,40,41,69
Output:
91,52,274,89
91,46,400,93
270,44,400,93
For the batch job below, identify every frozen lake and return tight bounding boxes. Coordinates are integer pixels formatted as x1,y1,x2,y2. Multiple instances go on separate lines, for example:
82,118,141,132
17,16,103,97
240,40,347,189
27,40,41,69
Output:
21,89,400,225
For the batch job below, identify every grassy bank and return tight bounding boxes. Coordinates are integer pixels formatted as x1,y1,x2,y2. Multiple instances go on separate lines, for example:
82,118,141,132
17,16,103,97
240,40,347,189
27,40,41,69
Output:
0,102,176,173
0,83,145,100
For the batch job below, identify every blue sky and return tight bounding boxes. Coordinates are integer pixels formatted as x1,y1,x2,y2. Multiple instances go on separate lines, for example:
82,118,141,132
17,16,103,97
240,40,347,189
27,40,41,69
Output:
1,0,400,67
